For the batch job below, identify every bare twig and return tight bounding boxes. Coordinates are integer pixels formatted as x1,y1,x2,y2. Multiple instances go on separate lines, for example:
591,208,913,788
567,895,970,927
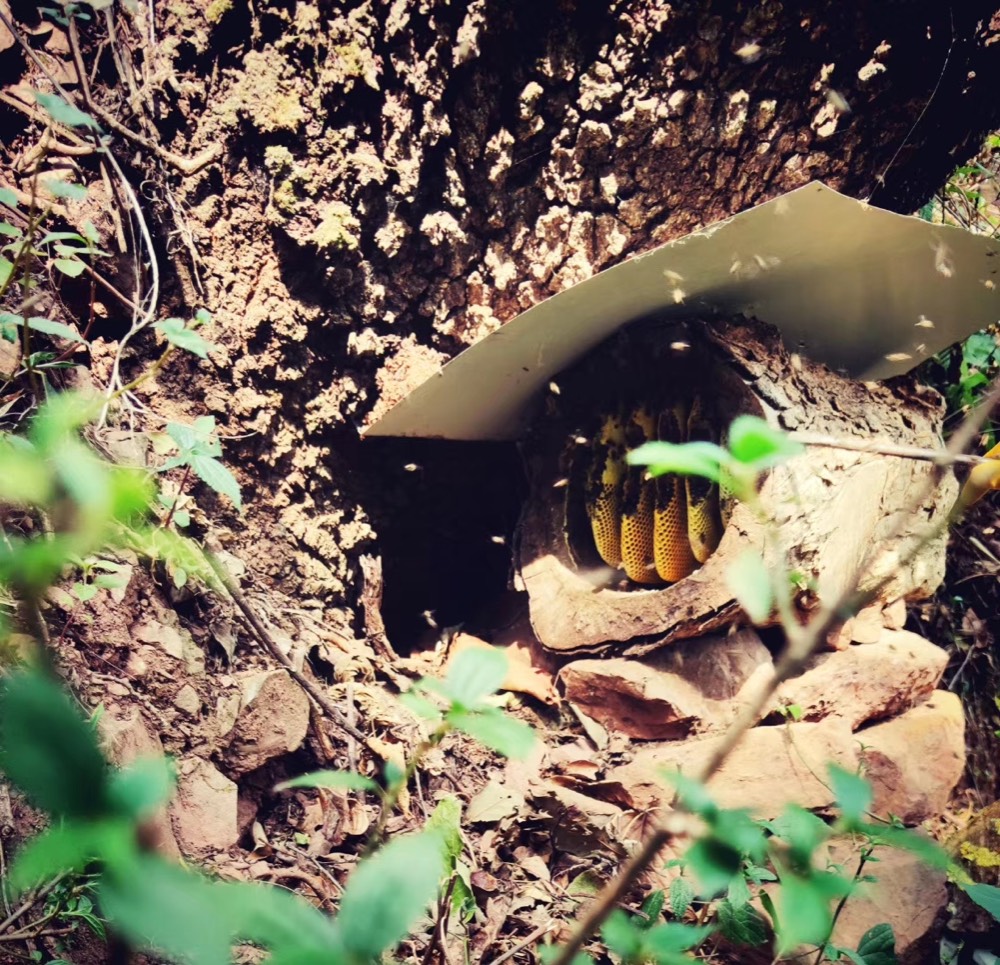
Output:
202,543,383,760
485,922,557,965
65,13,220,176
790,431,990,467
0,875,63,936
98,148,160,425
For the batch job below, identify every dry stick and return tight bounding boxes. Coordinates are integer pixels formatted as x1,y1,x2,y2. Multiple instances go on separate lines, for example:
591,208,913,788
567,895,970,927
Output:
549,378,1000,965
790,431,991,467
64,14,220,176
0,926,74,942
98,147,160,425
203,545,383,760
485,923,557,965
0,876,63,936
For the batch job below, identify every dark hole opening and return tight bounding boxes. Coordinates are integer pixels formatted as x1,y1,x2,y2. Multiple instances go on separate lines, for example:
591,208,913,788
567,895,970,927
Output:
357,438,527,654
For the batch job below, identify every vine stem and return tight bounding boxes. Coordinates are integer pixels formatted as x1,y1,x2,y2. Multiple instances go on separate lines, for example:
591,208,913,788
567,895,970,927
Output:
160,464,191,530
548,375,1000,965
813,848,871,965
363,722,450,857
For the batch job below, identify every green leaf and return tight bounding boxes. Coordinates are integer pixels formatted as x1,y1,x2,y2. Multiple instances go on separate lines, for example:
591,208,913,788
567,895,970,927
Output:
855,922,897,965
443,647,508,706
725,551,773,623
717,899,768,947
0,534,80,594
72,581,98,602
427,795,464,867
43,180,89,201
93,571,129,590
684,838,742,897
766,806,830,865
54,257,87,277
24,316,85,342
638,888,665,927
712,809,768,863
602,908,641,960
828,764,872,826
963,331,998,368
106,756,175,819
10,818,135,894
165,420,200,453
190,454,242,508
0,672,109,819
0,222,21,237
659,769,717,819
775,875,832,953
99,857,235,965
669,876,694,918
0,187,17,207
641,921,712,955
959,882,1000,919
154,318,215,359
29,390,100,449
626,440,726,483
448,707,535,758
865,825,949,870
726,873,751,909
726,415,803,468
337,830,446,959
399,690,443,720
34,92,101,131
217,880,344,952
0,439,52,504
0,256,12,288
274,770,378,793
538,947,592,965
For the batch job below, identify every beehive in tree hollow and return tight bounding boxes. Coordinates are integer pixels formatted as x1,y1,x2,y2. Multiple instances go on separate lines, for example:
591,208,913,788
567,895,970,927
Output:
515,314,956,655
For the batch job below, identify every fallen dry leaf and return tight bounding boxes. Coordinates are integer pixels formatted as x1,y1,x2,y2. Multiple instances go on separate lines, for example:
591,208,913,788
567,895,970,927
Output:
448,632,559,705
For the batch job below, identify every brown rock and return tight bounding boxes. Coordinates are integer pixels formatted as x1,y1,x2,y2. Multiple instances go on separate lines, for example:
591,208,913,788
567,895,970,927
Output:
98,704,181,858
0,1,14,54
559,630,771,739
882,597,907,630
850,603,884,644
224,670,310,775
858,691,964,824
609,720,858,819
560,658,709,740
173,683,201,716
828,840,948,965
172,757,238,856
761,629,946,729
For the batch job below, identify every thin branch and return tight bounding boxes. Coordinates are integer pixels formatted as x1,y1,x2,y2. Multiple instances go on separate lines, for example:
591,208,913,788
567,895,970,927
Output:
790,431,990,467
0,875,63,936
202,542,384,761
485,924,557,965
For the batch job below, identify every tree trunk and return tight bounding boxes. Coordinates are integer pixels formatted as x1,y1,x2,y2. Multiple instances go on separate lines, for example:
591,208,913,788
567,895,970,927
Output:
3,1,999,650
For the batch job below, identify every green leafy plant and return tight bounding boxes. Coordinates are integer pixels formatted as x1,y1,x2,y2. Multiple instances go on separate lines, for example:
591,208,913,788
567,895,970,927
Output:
0,669,452,965
158,415,243,511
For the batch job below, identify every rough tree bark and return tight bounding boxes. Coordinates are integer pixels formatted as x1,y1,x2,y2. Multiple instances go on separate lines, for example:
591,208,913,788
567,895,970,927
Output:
4,1,994,633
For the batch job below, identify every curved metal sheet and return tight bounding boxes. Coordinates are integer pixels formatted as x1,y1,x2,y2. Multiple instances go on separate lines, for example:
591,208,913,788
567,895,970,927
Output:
364,182,1000,441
